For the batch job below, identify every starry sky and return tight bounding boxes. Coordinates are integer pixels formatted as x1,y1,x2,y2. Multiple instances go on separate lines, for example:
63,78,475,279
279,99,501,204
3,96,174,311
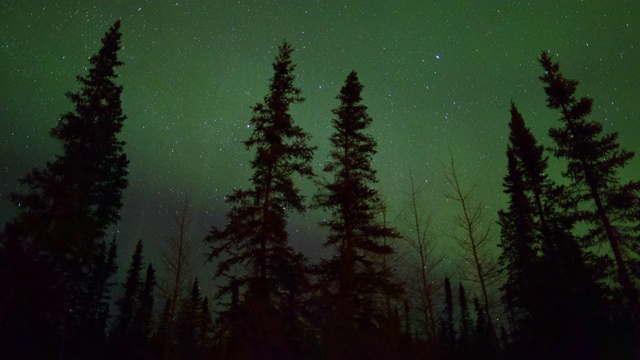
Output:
1,1,639,291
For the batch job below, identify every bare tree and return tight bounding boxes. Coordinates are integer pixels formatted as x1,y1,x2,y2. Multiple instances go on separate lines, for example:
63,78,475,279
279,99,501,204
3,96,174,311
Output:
443,157,500,334
158,196,193,332
404,170,442,340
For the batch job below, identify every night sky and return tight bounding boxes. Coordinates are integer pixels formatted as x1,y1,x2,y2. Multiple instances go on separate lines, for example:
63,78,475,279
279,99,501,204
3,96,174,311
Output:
2,1,639,292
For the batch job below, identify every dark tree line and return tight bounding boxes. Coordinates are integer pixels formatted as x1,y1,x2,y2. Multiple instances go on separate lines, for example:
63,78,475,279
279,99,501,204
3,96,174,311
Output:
1,20,639,360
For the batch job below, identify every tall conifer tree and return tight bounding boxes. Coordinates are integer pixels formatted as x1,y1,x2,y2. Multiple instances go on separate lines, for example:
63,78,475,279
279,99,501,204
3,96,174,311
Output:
498,103,551,334
539,51,640,314
314,71,400,358
205,41,315,359
499,102,611,358
112,241,157,356
0,20,127,358
5,20,128,257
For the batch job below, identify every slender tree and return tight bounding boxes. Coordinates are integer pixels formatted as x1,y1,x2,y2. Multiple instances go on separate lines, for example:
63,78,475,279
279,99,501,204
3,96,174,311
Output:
110,241,158,358
458,282,472,355
158,196,193,349
133,264,157,342
497,108,540,327
154,297,173,355
443,277,455,349
198,297,215,357
175,277,202,359
403,299,412,340
113,240,144,338
472,296,493,359
444,157,500,335
405,170,441,340
205,41,315,360
498,144,542,352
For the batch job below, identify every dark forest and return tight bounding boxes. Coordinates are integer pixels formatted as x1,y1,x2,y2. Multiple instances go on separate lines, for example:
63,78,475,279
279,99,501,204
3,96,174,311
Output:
1,20,639,360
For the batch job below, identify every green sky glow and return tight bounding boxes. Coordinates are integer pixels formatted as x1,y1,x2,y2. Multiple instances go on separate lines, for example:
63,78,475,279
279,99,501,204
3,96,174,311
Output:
2,1,639,287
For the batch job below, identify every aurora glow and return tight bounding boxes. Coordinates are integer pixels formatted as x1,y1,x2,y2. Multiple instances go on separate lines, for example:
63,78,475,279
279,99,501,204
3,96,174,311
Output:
1,1,639,288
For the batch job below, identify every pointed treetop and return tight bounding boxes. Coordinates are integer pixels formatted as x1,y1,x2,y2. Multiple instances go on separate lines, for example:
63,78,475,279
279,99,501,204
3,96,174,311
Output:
338,71,364,104
266,40,302,104
538,51,579,110
190,277,201,302
86,20,124,80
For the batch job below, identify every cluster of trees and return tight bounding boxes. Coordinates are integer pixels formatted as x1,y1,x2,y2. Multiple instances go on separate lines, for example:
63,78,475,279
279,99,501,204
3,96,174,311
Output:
1,20,638,360
497,53,640,359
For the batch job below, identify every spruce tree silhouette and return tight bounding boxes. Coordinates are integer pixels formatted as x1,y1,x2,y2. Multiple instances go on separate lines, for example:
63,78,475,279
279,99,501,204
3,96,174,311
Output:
205,41,315,360
113,240,144,339
112,241,157,357
0,20,127,360
314,71,400,360
539,51,640,356
498,102,608,358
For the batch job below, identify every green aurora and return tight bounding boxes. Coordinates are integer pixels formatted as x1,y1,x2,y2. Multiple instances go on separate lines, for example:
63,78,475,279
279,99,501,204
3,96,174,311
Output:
1,1,639,288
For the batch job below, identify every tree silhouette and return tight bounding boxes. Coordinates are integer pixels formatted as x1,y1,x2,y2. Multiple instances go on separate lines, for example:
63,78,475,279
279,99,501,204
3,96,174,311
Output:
444,157,500,336
441,277,456,355
205,41,315,360
113,240,144,339
197,297,215,358
472,296,493,359
133,264,157,342
498,102,609,358
497,105,540,334
314,70,401,359
175,277,203,359
540,50,639,303
539,51,640,354
0,20,127,359
405,171,441,340
153,297,175,358
157,196,194,354
458,283,472,357
110,240,157,357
